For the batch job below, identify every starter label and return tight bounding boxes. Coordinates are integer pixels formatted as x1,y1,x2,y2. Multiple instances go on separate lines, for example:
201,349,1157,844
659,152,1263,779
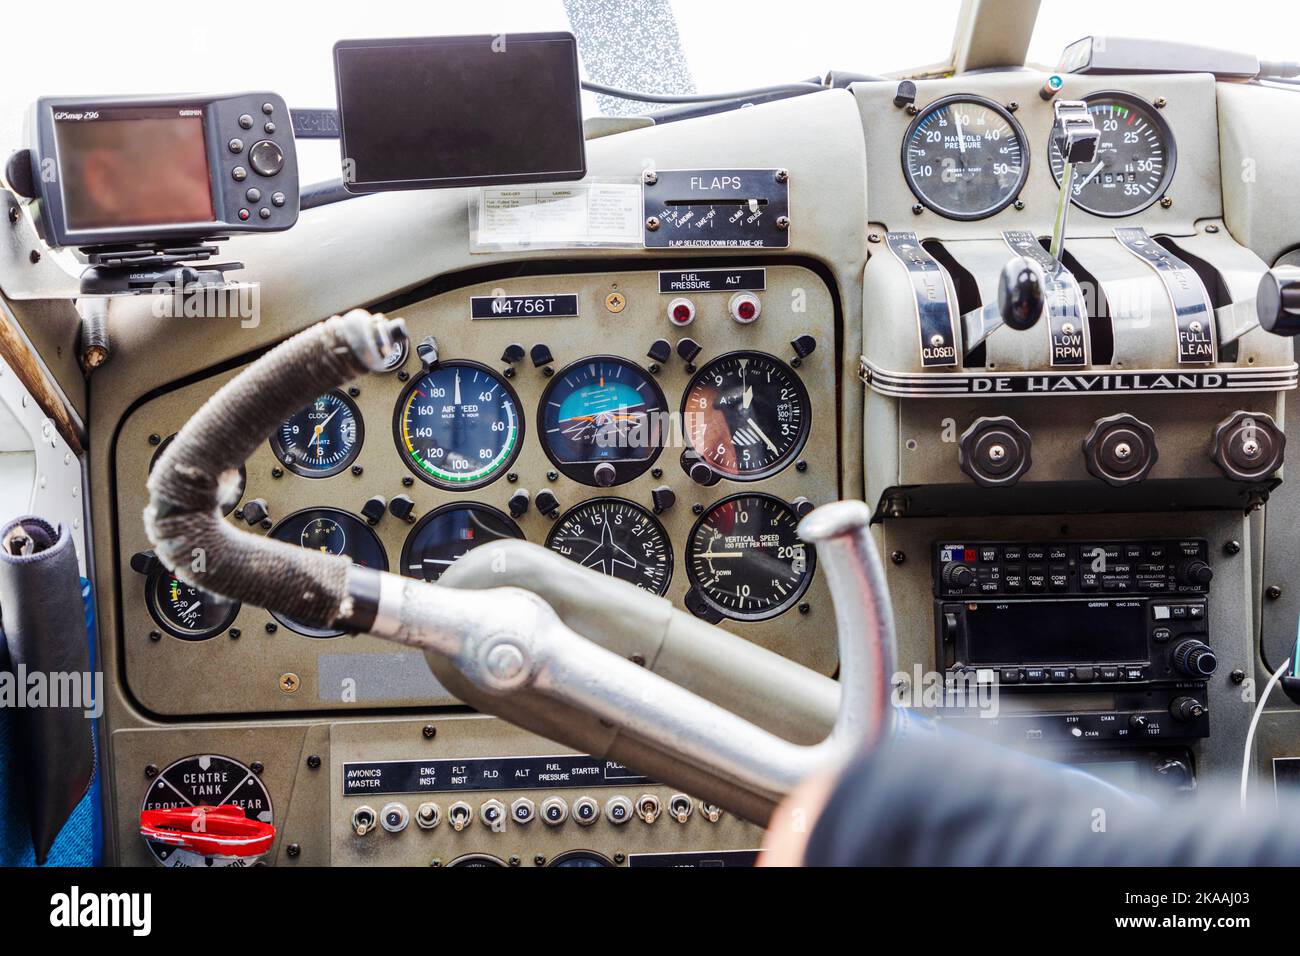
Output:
342,754,652,795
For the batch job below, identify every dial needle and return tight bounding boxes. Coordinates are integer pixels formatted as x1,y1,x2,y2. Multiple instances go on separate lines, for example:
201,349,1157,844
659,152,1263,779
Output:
747,417,779,455
454,370,461,406
308,406,342,449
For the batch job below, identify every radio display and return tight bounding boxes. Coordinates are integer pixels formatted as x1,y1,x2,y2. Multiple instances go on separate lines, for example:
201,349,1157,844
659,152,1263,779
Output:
53,105,216,230
964,600,1147,665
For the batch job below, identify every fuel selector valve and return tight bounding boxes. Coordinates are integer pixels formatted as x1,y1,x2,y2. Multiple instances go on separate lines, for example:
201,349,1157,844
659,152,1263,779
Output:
139,805,275,863
1211,411,1285,482
1083,414,1158,487
958,416,1032,487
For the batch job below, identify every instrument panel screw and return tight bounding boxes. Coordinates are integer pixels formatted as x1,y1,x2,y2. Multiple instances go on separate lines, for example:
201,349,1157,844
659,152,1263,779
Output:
533,854,547,866
630,654,646,667
29,249,40,264
507,472,518,483
1013,199,1025,211
1231,669,1246,685
890,550,905,565
429,858,443,867
397,370,409,382
271,467,283,479
868,233,881,243
912,203,923,215
260,519,272,530
7,206,17,224
1205,224,1219,233
645,217,660,232
348,386,361,397
1160,196,1173,209
1154,97,1167,108
1266,585,1282,600
542,366,554,377
402,476,414,487
1223,540,1241,556
643,170,658,186
279,673,301,693
508,855,521,867
228,628,241,639
651,468,663,479
422,724,437,739
148,630,161,642
795,459,808,472
251,761,264,775
351,465,364,476
307,754,321,769
286,843,301,858
145,764,159,778
148,433,161,445
547,471,559,482
775,168,788,183
799,602,811,615
504,366,516,378
265,622,277,633
1006,101,1019,112
776,216,790,231
692,503,704,515
906,104,918,115
648,363,661,373
613,853,626,865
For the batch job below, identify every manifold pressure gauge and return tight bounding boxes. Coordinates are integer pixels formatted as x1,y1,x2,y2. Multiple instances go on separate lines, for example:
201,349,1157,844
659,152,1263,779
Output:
686,494,815,622
682,351,810,480
270,389,364,478
546,498,673,595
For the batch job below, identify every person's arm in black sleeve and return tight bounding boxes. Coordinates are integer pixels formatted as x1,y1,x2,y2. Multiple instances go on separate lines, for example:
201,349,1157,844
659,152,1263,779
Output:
798,729,1300,866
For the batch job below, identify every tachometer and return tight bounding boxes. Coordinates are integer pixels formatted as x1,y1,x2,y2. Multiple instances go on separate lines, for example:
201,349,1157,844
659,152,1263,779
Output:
545,498,672,595
395,361,522,490
269,390,363,478
539,357,666,486
682,351,809,480
686,494,814,622
1048,91,1175,217
267,508,387,637
902,94,1028,220
400,503,524,582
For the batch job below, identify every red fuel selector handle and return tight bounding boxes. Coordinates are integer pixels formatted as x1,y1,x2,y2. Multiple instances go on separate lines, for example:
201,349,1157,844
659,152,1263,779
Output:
139,805,275,859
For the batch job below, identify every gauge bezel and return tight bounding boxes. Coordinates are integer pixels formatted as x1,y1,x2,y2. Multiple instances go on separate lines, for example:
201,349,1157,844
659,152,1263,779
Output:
900,93,1031,221
399,501,524,582
269,388,366,479
680,350,812,481
151,434,244,516
1047,90,1177,218
547,849,615,867
143,565,241,641
266,507,389,637
537,355,667,487
545,496,674,595
686,492,816,622
393,360,524,491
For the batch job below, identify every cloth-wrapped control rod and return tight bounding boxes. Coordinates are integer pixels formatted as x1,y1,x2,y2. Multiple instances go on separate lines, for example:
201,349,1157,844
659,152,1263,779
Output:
145,309,405,632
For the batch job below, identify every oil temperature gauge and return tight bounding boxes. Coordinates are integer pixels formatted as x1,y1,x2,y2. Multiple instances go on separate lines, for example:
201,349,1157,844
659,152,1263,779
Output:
686,494,815,622
144,566,240,641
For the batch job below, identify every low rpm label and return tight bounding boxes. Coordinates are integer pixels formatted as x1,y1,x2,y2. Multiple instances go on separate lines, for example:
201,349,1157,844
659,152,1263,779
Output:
342,754,652,795
886,231,957,367
1114,226,1217,364
1002,230,1089,367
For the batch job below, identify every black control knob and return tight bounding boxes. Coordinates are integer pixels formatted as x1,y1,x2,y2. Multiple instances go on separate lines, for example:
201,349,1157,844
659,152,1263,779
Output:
416,335,439,371
941,561,976,589
1152,757,1193,788
675,338,703,365
1128,714,1148,731
958,416,1033,487
1082,414,1158,487
997,256,1046,331
534,489,560,518
388,495,415,522
530,343,554,368
593,462,617,488
500,343,526,364
790,334,817,360
1172,639,1218,678
1212,411,1286,482
507,489,530,518
242,498,269,526
129,550,159,575
1177,558,1214,587
791,496,815,519
1169,696,1207,722
650,485,676,514
1256,266,1300,337
682,450,719,487
248,140,284,177
360,495,387,524
647,339,672,365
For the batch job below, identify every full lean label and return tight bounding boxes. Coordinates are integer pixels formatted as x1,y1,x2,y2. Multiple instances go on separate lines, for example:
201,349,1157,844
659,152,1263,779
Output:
887,231,958,368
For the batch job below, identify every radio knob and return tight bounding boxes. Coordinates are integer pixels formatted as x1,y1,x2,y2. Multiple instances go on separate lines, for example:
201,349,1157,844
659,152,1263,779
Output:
1169,696,1207,722
941,562,976,589
1153,757,1193,788
1177,558,1214,587
1172,639,1218,678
